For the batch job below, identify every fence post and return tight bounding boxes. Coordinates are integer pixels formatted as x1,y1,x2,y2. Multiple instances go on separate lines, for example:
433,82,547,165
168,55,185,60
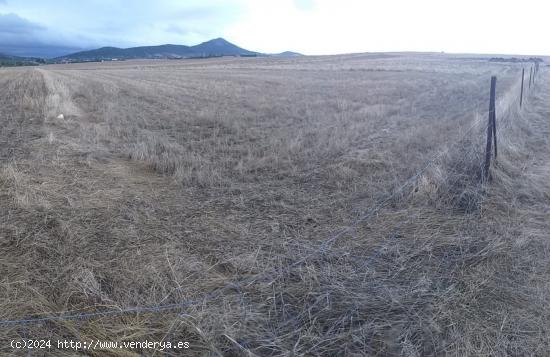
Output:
483,76,497,181
492,88,497,159
520,68,524,108
529,66,533,88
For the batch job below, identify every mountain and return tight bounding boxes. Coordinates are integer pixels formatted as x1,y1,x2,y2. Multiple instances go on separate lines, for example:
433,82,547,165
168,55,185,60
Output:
57,38,259,61
191,38,256,56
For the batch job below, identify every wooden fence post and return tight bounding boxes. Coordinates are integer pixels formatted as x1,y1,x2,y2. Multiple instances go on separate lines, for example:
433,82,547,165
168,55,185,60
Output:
520,68,524,108
484,76,497,181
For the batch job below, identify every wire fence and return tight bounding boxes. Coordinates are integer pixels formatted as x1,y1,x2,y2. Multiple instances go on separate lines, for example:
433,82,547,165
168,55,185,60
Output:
0,63,541,327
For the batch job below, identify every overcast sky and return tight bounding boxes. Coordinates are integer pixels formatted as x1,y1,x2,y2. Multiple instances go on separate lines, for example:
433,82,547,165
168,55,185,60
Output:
0,0,548,58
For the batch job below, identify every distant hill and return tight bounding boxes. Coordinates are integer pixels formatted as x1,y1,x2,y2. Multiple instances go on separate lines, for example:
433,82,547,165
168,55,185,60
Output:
0,53,44,66
273,51,303,57
57,38,259,62
0,53,23,60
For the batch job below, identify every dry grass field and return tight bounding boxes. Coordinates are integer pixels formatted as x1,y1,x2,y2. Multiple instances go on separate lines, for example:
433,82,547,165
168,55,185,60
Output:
1,54,550,356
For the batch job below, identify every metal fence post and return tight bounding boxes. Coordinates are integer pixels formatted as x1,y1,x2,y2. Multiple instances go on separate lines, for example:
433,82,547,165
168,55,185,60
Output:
483,76,497,181
520,68,524,108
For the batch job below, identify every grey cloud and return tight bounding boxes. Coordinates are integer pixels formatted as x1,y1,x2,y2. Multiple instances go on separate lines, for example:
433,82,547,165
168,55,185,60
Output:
0,12,86,57
0,13,44,34
0,0,246,57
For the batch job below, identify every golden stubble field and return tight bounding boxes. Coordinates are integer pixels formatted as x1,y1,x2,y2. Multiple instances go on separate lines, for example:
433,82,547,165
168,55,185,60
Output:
1,54,550,356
